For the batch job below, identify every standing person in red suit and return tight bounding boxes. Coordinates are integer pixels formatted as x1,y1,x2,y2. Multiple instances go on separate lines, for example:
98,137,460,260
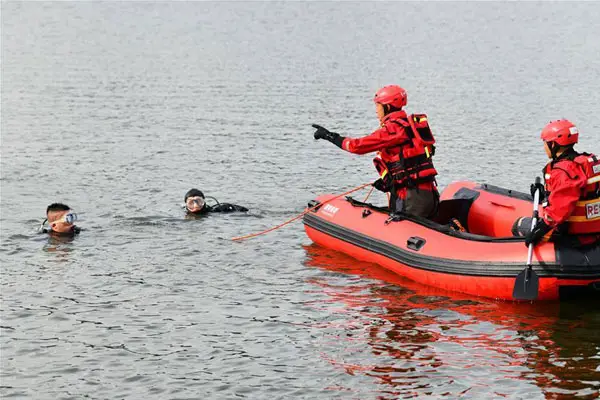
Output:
312,85,439,218
522,120,600,247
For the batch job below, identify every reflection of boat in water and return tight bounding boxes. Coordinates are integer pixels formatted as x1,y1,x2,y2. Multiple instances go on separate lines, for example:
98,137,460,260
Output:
303,181,600,301
303,244,600,398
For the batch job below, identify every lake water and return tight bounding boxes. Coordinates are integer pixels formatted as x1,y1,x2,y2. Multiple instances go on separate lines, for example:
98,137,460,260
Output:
1,2,599,399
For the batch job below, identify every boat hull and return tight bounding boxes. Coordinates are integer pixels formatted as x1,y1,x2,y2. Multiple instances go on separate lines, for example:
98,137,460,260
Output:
303,181,600,301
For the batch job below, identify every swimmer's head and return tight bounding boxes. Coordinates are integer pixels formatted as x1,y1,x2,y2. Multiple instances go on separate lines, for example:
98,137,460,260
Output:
46,203,78,234
184,189,206,214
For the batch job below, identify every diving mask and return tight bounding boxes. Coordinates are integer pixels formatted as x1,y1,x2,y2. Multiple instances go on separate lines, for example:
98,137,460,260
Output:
52,212,78,225
45,212,78,229
186,196,205,210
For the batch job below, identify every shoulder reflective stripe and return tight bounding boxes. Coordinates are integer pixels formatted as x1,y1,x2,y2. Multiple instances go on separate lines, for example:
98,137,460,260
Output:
588,175,600,185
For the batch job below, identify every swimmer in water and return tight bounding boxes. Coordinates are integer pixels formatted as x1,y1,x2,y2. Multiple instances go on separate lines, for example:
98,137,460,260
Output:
40,203,81,236
184,189,248,215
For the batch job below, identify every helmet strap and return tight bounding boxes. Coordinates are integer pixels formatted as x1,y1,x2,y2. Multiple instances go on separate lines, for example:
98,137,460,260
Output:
549,142,559,160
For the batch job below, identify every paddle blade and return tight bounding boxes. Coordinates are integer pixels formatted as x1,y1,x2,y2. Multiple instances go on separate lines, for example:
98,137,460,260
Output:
512,267,539,300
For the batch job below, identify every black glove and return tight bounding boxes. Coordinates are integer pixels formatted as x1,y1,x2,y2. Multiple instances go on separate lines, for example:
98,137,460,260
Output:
530,181,545,202
312,124,344,148
524,219,552,247
372,178,389,193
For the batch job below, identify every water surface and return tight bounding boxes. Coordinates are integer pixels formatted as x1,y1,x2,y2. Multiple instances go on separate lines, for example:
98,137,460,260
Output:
2,2,599,399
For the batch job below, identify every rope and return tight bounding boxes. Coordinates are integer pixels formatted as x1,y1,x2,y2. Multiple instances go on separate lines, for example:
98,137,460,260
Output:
231,182,373,241
362,185,375,203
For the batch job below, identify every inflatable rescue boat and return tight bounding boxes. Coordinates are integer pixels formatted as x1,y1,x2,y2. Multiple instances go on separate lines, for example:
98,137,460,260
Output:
303,181,600,301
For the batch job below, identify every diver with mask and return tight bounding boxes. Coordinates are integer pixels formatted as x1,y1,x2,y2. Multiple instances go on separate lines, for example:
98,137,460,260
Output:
40,203,81,236
184,189,248,215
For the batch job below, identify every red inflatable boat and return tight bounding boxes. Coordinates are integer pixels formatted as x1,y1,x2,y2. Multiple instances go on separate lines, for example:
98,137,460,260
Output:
303,181,600,301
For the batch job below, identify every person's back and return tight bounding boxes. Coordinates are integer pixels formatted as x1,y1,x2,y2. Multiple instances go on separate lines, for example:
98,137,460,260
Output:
543,149,599,242
210,203,248,213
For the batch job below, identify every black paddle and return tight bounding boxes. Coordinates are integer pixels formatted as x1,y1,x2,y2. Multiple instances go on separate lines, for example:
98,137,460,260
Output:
512,177,542,300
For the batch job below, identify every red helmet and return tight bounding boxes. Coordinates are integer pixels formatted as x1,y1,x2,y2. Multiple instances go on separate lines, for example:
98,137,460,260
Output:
374,85,407,108
540,119,579,146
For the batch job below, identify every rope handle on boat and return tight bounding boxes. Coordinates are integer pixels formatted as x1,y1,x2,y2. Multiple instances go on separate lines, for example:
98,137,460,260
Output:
231,182,374,241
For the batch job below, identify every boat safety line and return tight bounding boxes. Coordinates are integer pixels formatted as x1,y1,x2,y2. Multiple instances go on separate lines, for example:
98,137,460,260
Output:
231,182,373,241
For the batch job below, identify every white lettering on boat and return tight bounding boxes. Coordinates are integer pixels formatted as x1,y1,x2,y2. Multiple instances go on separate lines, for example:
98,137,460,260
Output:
322,204,340,217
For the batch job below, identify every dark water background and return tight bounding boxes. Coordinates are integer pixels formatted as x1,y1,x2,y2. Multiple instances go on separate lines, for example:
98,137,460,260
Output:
2,2,599,399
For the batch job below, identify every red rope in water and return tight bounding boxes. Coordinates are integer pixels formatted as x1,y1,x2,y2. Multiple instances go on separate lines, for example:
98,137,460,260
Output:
231,182,373,241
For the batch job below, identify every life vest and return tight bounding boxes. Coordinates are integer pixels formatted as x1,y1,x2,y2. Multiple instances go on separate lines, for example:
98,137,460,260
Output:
373,154,392,188
373,113,438,190
543,152,600,235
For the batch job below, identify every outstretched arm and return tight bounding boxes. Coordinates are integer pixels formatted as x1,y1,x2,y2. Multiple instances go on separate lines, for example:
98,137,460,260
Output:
312,124,408,155
341,126,408,155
